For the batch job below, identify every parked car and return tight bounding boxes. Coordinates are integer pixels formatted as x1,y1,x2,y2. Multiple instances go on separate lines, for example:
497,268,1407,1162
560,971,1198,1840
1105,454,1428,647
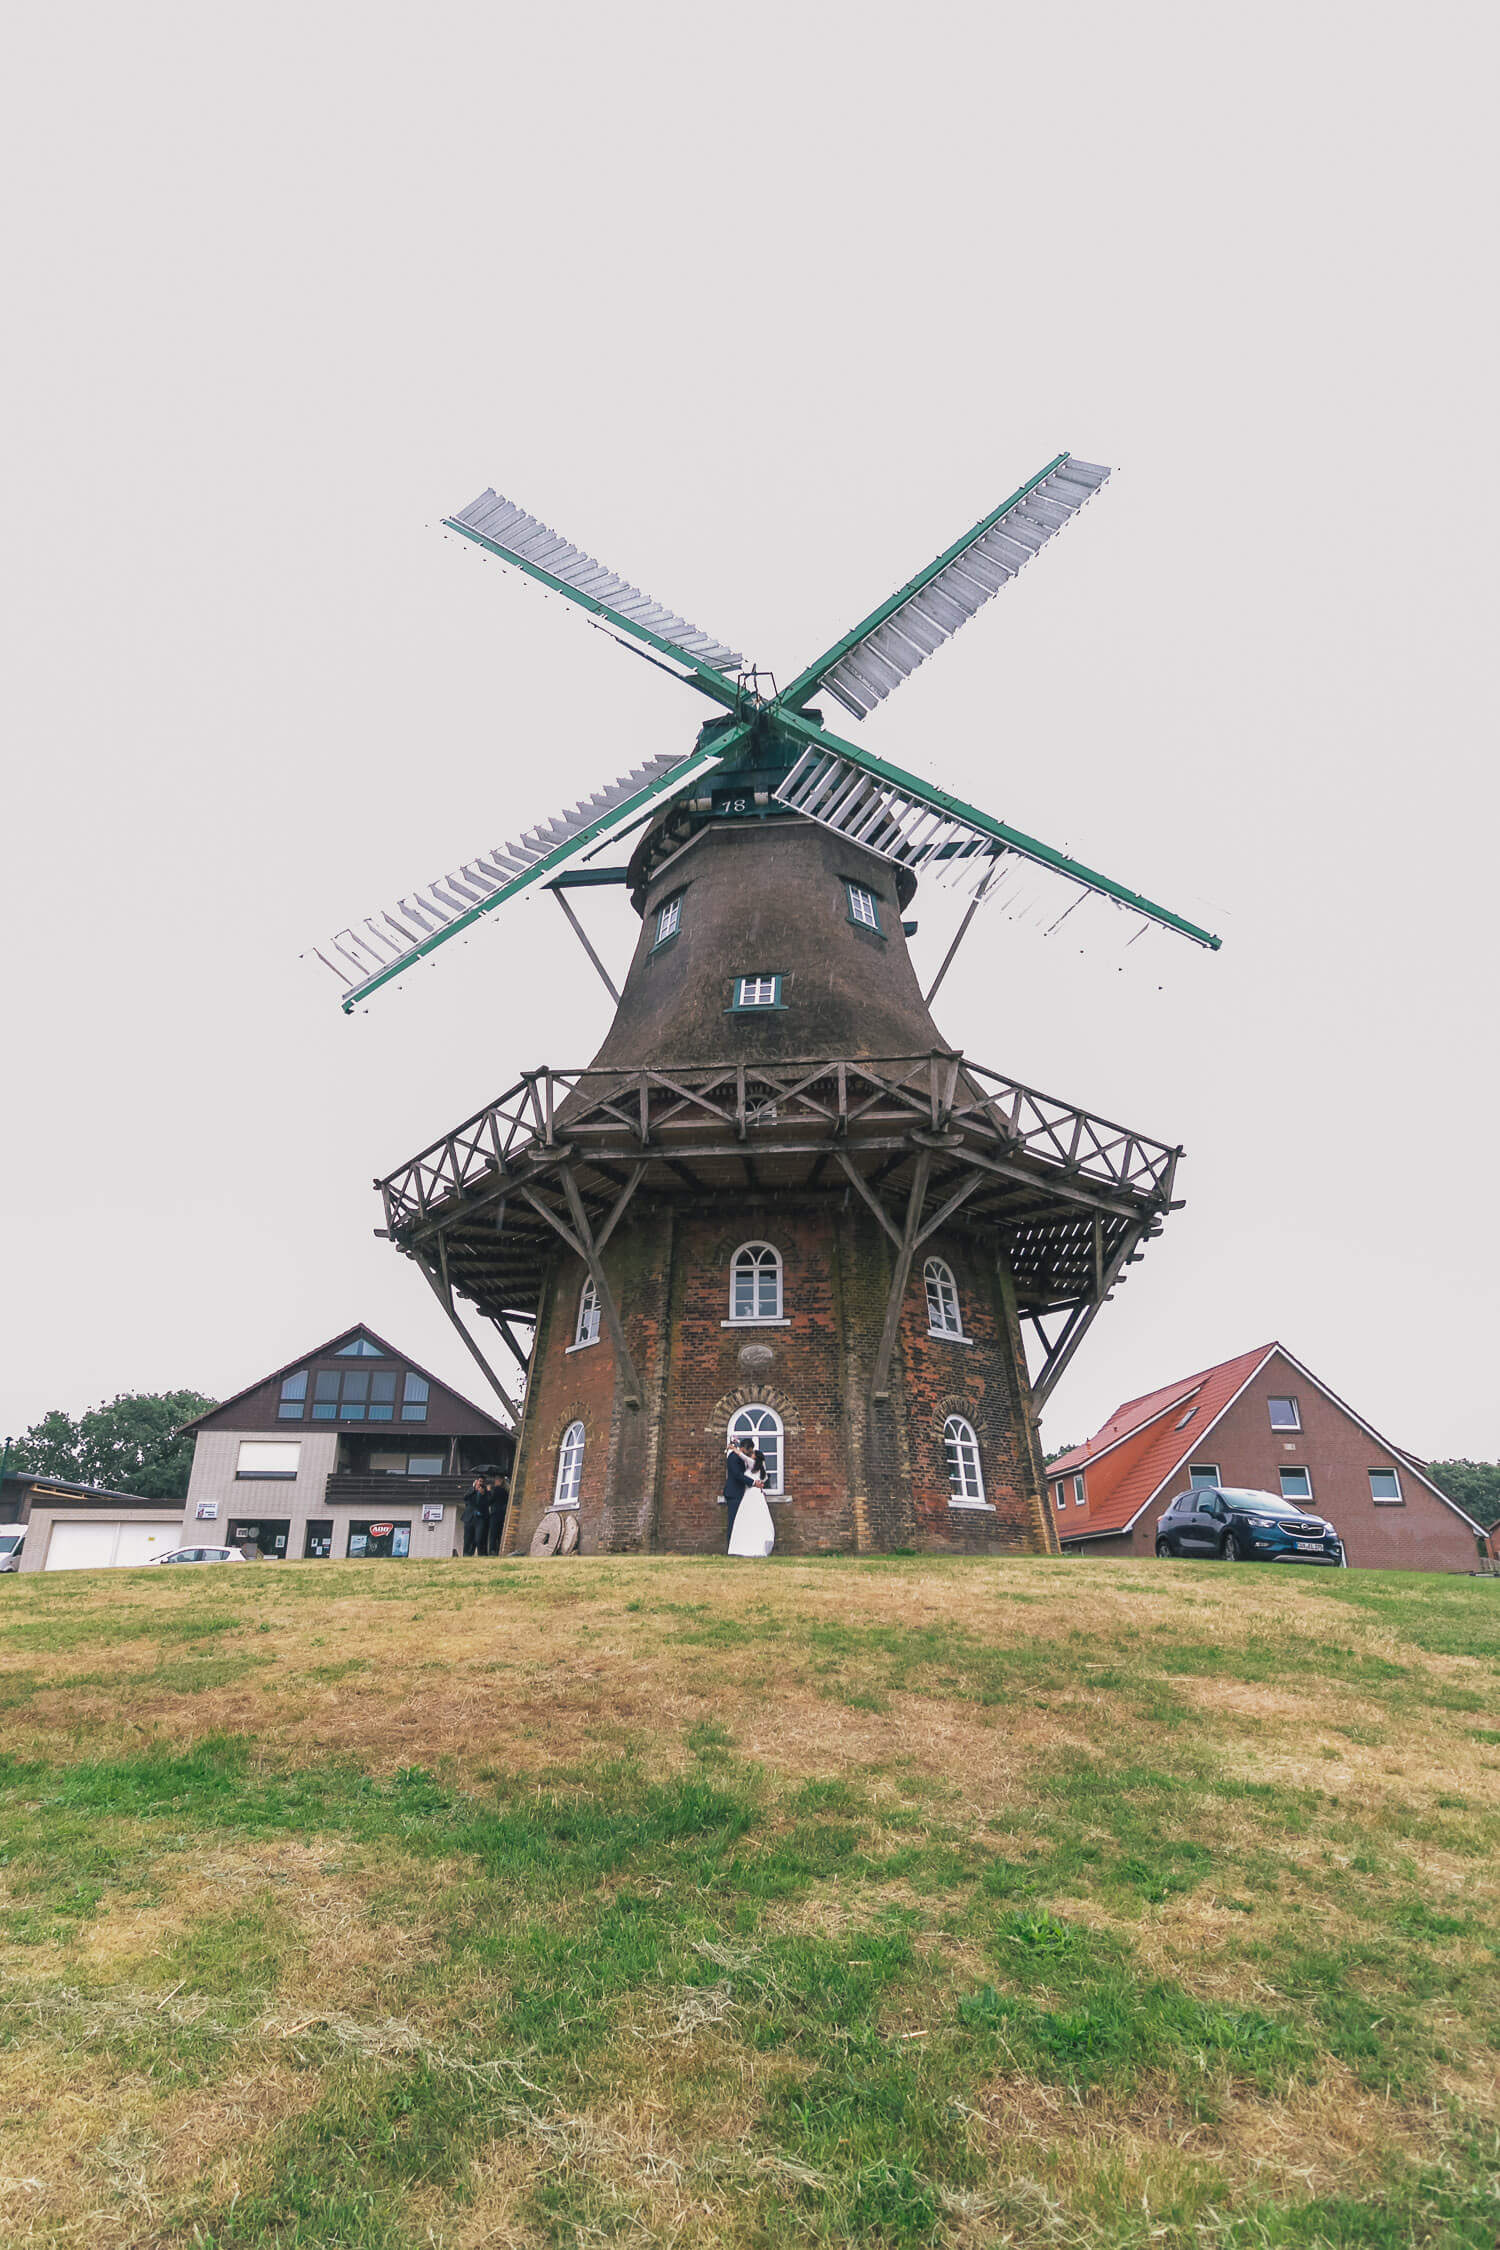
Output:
146,1545,248,1566
0,1530,25,1573
1156,1485,1344,1565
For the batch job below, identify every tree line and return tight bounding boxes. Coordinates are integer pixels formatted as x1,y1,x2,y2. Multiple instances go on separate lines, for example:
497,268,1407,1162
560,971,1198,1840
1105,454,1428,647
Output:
4,1393,217,1501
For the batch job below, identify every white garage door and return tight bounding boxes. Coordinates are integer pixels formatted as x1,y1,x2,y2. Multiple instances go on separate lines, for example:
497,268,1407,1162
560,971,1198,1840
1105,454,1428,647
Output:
115,1524,171,1567
45,1521,120,1571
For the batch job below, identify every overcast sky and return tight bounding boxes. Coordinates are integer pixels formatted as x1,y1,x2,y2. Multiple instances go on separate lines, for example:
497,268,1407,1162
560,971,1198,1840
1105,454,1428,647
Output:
4,4,1496,1463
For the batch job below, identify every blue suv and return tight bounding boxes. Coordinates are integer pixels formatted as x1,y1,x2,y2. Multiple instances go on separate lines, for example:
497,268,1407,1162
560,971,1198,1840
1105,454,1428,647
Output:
1155,1484,1344,1566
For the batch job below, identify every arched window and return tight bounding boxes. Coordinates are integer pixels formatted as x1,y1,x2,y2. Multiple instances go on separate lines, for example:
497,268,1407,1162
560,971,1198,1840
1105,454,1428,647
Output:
924,1257,963,1338
554,1421,585,1507
728,1403,784,1495
944,1415,986,1506
729,1242,782,1323
574,1276,600,1348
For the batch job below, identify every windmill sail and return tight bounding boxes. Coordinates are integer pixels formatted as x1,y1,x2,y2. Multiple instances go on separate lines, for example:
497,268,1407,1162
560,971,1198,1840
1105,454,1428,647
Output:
446,492,746,704
316,738,741,1011
772,718,1220,951
777,456,1111,721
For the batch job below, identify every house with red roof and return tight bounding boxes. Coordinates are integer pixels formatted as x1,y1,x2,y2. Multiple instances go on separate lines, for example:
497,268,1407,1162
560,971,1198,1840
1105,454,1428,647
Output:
1048,1343,1486,1573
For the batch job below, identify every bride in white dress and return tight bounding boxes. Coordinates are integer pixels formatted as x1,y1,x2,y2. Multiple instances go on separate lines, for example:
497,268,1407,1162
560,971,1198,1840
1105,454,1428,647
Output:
728,1443,776,1557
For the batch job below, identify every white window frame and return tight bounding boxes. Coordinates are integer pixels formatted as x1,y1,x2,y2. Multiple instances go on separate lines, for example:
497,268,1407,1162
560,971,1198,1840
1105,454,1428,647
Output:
1279,1466,1313,1502
1054,1481,1066,1509
569,1275,601,1351
1368,1467,1403,1504
1072,1474,1086,1507
654,894,681,947
728,1403,785,1497
923,1256,964,1339
1267,1395,1301,1431
726,1241,785,1325
733,974,780,1008
554,1421,585,1509
944,1415,990,1508
236,1440,302,1479
1187,1463,1221,1489
846,881,881,932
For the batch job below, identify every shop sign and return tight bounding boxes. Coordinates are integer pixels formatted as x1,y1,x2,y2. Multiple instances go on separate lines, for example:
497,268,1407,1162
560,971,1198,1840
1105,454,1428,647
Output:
196,1502,219,1520
421,1504,444,1524
369,1523,394,1537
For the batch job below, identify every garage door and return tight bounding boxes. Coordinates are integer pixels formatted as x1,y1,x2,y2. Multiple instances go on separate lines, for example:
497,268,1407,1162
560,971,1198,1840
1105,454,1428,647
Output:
115,1524,171,1567
44,1521,120,1571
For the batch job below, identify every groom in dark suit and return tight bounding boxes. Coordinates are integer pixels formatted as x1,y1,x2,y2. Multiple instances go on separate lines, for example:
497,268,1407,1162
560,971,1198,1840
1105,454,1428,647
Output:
721,1439,754,1550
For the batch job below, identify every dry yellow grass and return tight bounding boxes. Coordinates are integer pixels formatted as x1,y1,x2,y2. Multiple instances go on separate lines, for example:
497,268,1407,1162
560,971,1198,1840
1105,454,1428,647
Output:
0,1552,1493,2247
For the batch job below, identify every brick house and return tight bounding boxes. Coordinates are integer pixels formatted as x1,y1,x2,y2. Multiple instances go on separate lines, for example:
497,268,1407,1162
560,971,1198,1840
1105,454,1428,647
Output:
179,1325,511,1561
1048,1342,1486,1573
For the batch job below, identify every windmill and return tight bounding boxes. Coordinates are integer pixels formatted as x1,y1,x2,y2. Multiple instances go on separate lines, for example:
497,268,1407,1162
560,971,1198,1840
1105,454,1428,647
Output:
331,455,1219,1557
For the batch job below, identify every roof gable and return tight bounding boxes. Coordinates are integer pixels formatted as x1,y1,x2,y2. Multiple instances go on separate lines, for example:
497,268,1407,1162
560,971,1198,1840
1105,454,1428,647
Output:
1050,1344,1275,1536
180,1324,508,1438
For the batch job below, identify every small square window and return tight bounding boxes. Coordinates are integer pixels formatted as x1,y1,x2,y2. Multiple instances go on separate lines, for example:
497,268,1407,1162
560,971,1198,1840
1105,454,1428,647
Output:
1188,1464,1220,1489
1267,1396,1300,1430
732,974,781,1009
1369,1468,1402,1503
1280,1467,1313,1501
845,882,882,933
654,895,682,947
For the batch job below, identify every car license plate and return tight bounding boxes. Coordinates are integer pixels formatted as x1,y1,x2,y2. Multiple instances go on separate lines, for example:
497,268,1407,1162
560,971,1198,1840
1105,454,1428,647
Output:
1295,1539,1322,1551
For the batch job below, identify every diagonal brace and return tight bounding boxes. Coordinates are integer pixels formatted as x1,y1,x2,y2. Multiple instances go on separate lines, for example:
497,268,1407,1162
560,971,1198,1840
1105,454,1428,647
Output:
1029,1220,1146,1409
519,1169,643,1409
871,1149,932,1403
416,1246,522,1425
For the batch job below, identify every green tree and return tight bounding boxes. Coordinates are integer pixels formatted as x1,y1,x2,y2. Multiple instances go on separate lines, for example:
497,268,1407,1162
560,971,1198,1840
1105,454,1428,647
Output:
1425,1459,1500,1531
7,1392,216,1500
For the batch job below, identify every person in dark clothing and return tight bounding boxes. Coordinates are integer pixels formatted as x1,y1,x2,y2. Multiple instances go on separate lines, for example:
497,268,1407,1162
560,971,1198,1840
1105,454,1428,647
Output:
721,1439,754,1550
462,1476,488,1557
484,1475,510,1556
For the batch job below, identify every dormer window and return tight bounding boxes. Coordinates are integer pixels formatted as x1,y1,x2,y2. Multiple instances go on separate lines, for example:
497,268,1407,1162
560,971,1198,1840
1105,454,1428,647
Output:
729,974,783,1010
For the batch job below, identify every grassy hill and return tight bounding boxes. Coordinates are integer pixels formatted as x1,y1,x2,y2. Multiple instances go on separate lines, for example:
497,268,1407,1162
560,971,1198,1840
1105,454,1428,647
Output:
0,1554,1494,2249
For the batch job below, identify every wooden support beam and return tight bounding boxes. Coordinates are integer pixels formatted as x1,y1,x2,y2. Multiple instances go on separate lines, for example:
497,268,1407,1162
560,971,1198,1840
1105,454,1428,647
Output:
923,867,997,1006
416,1249,522,1426
521,1167,644,1410
913,1167,986,1248
870,1148,933,1403
836,1151,902,1248
594,1162,646,1253
1029,1221,1145,1409
551,888,620,1002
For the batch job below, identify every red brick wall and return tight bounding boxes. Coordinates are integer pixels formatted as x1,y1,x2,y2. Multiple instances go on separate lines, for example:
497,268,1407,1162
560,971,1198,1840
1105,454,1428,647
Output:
1071,1350,1480,1572
506,1197,1053,1558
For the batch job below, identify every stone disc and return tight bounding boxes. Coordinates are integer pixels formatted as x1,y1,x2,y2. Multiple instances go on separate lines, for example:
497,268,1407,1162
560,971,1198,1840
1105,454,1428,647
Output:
530,1512,563,1557
559,1513,580,1554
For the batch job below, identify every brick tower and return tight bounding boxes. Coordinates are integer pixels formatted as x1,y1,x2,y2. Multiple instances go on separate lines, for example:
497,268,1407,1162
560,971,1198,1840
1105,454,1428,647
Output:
325,460,1219,1554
